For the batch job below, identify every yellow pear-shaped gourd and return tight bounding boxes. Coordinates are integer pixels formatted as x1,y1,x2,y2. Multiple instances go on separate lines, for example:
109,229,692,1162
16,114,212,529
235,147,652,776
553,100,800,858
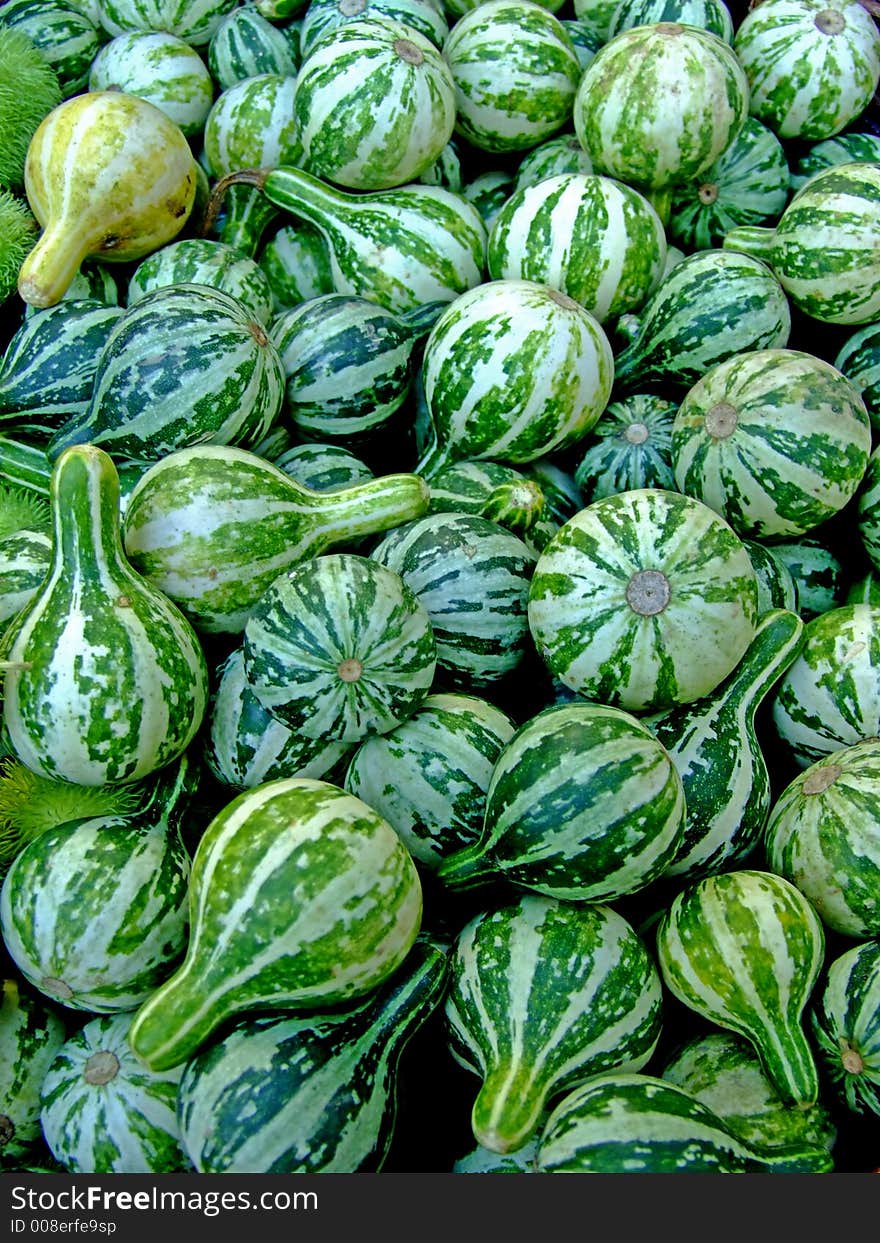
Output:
18,90,197,309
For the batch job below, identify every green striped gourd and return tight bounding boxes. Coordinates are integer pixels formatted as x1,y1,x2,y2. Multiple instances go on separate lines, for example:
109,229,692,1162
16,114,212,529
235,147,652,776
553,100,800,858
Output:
667,118,790,252
846,570,880,607
293,17,456,190
121,444,430,634
771,604,880,769
661,1031,836,1160
562,16,602,69
0,0,100,95
0,437,52,500
415,279,614,479
535,1072,833,1173
811,938,880,1117
0,756,195,1013
573,393,676,503
742,540,798,614
572,21,749,221
299,0,450,61
459,170,515,232
344,691,516,869
127,238,274,327
273,442,373,492
2,446,208,785
208,4,298,87
0,977,66,1161
645,608,805,883
87,31,214,138
611,249,792,393
486,173,667,324
242,553,437,743
176,935,448,1173
570,0,618,41
723,162,880,325
426,460,549,545
608,0,734,42
512,133,594,193
0,300,124,433
369,512,536,689
733,0,880,141
39,1012,188,1174
258,220,335,309
763,740,880,939
860,447,880,571
271,294,441,442
418,136,464,191
210,164,487,314
527,487,759,714
445,894,663,1154
205,646,353,790
655,869,826,1107
46,284,286,466
789,130,880,193
442,1,582,155
126,778,422,1071
771,533,845,620
97,0,238,45
0,530,51,625
17,90,197,309
438,701,685,901
835,321,880,429
671,347,872,541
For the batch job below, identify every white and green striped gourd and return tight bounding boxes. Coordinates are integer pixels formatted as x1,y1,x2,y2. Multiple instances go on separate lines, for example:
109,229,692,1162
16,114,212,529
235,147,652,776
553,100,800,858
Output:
645,608,805,884
415,279,614,478
789,130,880,193
88,30,215,138
176,935,449,1173
486,172,667,324
426,460,549,546
208,3,299,87
671,347,872,541
763,739,880,939
97,0,239,46
272,442,374,492
0,977,67,1162
0,0,101,95
771,533,845,621
811,938,880,1119
742,540,798,614
445,894,663,1154
2,446,209,786
298,0,450,61
437,700,686,901
771,603,880,769
39,1012,189,1174
655,869,826,1108
344,692,516,869
528,487,759,714
607,0,734,42
573,393,676,503
127,778,423,1071
127,238,274,326
369,512,537,689
258,219,335,309
442,0,582,155
293,16,456,189
834,321,880,429
512,133,594,193
733,0,880,142
204,646,353,791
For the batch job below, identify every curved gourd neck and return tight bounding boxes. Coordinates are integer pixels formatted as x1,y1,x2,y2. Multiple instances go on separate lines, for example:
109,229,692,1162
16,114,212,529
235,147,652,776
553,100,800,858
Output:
202,166,350,241
471,1062,548,1156
127,965,225,1072
413,434,455,483
49,445,128,577
725,608,804,720
17,221,89,311
302,471,431,545
751,1023,820,1113
435,838,497,891
722,225,777,261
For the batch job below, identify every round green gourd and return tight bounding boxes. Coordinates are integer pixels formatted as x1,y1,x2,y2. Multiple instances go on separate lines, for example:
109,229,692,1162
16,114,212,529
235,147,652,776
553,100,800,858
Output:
0,976,66,1161
770,533,845,621
0,529,51,624
87,30,215,138
834,320,880,429
512,133,594,193
127,238,274,327
208,3,298,87
98,0,239,47
811,938,880,1119
789,130,880,194
573,393,676,503
607,0,734,42
0,0,100,96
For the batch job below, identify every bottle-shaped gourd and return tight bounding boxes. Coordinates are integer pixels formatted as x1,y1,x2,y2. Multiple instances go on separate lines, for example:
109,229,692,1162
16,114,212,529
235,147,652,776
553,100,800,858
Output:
655,869,825,1108
1,445,209,785
18,90,197,308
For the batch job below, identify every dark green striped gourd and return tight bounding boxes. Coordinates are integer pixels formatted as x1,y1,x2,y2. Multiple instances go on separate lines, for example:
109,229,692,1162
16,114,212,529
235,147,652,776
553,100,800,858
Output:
789,130,880,194
205,646,353,791
645,608,804,883
369,511,537,689
445,894,663,1154
208,4,298,88
46,284,286,465
344,691,516,869
771,533,845,620
127,238,275,326
257,220,337,310
573,393,676,503
771,603,880,769
127,778,423,1071
611,249,791,393
0,530,51,625
0,755,196,1014
723,161,880,325
527,487,759,713
742,539,798,614
763,739,880,939
242,553,437,743
0,0,100,95
655,869,826,1107
0,976,66,1161
835,321,880,429
671,347,872,541
426,460,549,546
512,133,594,193
176,935,449,1173
608,0,734,42
298,0,449,61
535,1072,833,1173
438,700,686,901
811,938,880,1118
2,446,209,786
661,1031,836,1162
121,444,430,634
39,1012,189,1174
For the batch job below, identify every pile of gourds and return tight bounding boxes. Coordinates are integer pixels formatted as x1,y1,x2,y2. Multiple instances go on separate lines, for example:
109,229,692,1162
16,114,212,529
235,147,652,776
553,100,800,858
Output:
0,0,879,1176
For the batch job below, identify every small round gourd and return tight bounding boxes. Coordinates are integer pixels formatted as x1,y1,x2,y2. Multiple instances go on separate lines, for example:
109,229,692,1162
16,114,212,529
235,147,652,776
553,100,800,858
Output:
87,31,215,138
